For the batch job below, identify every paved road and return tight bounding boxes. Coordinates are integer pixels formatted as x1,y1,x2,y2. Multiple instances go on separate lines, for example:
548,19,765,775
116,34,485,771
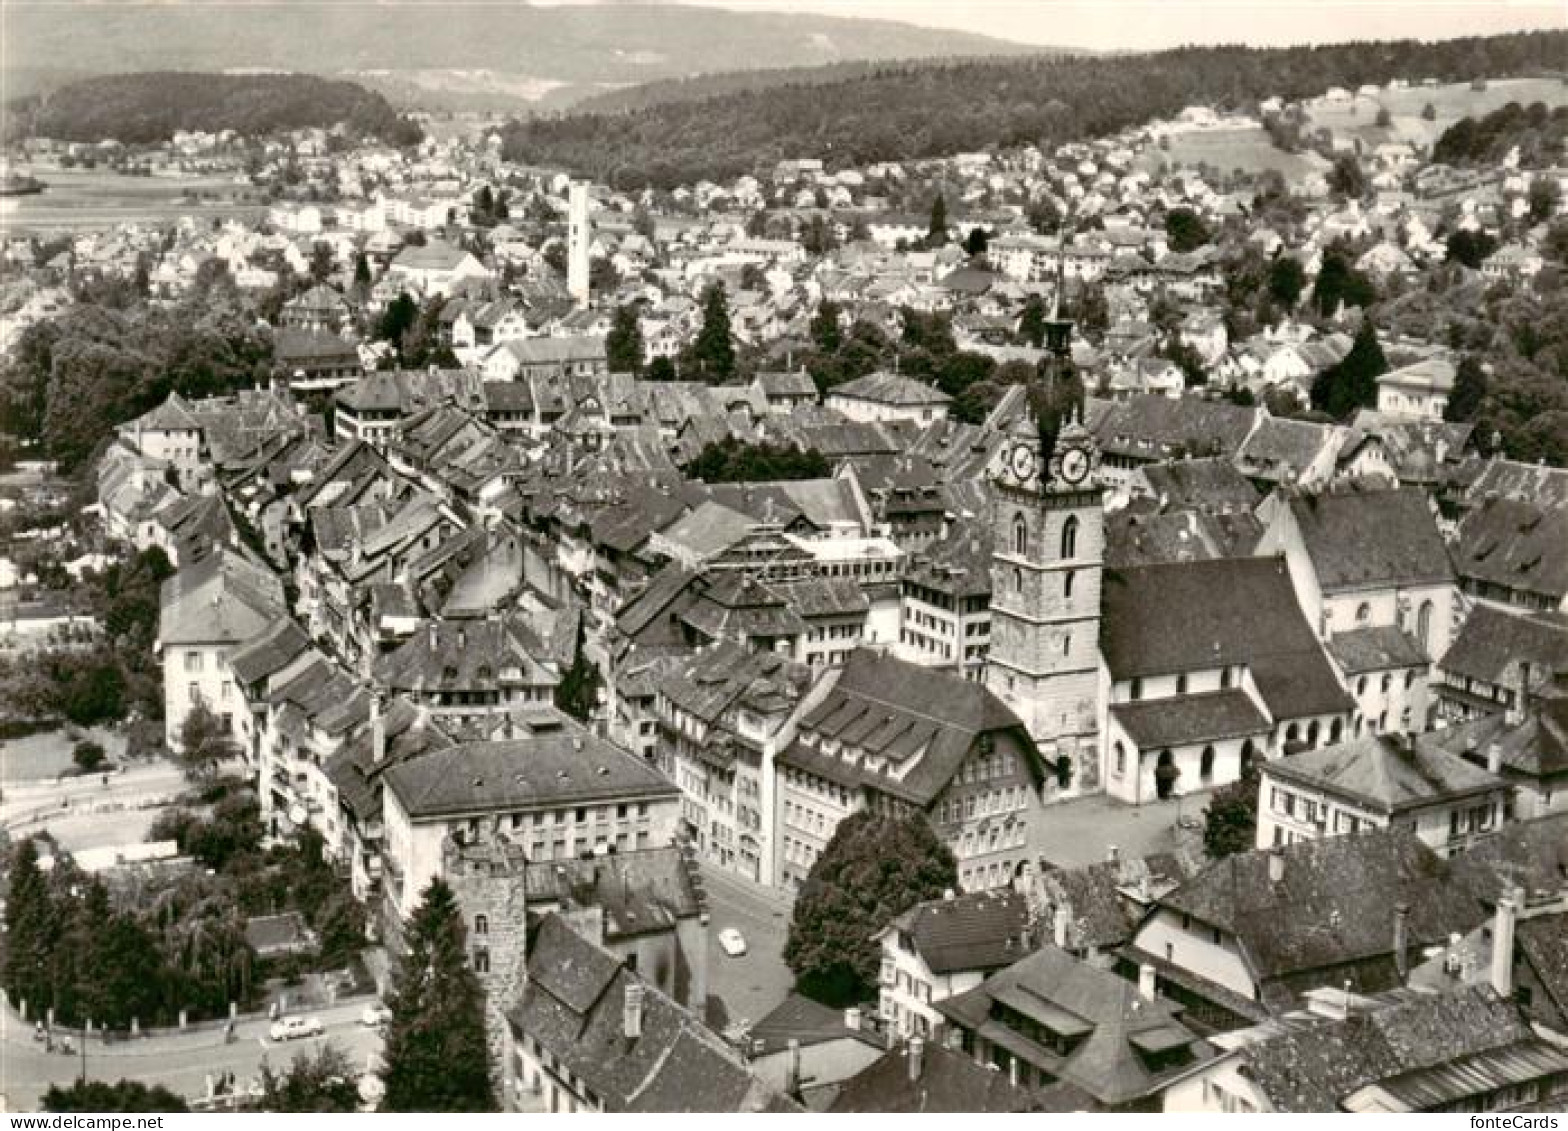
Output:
0,759,186,853
699,865,796,1034
0,999,382,1112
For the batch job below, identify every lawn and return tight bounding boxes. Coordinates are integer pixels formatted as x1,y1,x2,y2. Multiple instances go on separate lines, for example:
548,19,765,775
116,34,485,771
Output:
0,725,127,783
1138,127,1328,182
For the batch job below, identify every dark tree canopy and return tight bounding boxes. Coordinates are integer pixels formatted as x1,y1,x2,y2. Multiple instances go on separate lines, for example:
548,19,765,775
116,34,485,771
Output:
381,879,494,1112
685,284,736,383
43,1080,189,1113
1311,319,1388,419
687,437,830,483
783,811,957,1006
606,304,645,375
1202,769,1260,860
259,1044,362,1112
1164,207,1211,253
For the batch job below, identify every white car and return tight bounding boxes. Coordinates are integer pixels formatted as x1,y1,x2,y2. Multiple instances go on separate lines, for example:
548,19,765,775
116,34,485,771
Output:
719,928,747,957
269,1016,324,1042
359,1004,392,1029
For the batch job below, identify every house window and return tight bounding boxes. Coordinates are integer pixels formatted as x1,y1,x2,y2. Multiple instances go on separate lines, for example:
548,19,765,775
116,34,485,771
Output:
474,914,489,936
1063,570,1075,599
1355,602,1371,625
1200,746,1215,783
1115,742,1126,776
1417,600,1434,650
1130,678,1143,702
184,650,203,673
1013,512,1028,557
474,948,490,974
1220,666,1233,690
1060,515,1079,560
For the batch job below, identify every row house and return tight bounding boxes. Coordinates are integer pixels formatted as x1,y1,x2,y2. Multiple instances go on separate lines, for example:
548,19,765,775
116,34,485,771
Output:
775,647,1053,893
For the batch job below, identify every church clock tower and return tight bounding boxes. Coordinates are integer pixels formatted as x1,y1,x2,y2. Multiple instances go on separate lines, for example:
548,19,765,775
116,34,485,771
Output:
984,407,1105,794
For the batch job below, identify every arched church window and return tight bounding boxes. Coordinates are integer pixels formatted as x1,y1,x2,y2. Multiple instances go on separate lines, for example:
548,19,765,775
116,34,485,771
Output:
1061,515,1079,560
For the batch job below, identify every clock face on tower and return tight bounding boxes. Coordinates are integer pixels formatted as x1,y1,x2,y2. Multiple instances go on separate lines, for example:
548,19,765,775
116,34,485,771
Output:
1009,443,1037,482
1059,446,1090,485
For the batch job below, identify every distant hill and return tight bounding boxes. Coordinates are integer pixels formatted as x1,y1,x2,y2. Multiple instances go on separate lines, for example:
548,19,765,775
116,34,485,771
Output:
500,30,1568,189
3,3,1030,111
8,72,421,145
568,54,1084,117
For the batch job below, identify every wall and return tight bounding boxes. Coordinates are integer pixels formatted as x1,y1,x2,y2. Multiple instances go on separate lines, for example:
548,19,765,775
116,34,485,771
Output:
1132,907,1257,1002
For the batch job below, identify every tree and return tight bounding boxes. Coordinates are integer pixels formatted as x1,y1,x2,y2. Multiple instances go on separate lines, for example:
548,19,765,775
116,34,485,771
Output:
1529,176,1562,225
554,645,602,726
73,740,106,773
1327,153,1368,200
1017,295,1047,348
1202,770,1259,859
1164,207,1211,253
1267,255,1306,308
810,299,843,354
381,879,494,1112
687,438,829,482
352,252,372,297
605,305,644,375
963,226,990,258
2,838,55,1016
1445,355,1487,423
308,242,334,283
646,355,677,383
687,284,735,383
260,1044,361,1112
783,812,957,1006
42,1080,188,1113
926,193,949,247
1421,102,1437,122
1312,245,1377,316
1446,228,1498,271
1374,106,1392,128
377,293,419,347
178,704,240,781
1311,319,1387,419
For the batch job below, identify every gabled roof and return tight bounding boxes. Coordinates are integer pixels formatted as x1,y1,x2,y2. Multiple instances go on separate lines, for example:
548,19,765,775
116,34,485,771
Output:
510,914,798,1112
1111,689,1270,749
1157,830,1482,993
832,1041,1074,1113
1263,732,1506,815
882,889,1031,976
227,616,311,686
829,371,952,407
935,944,1208,1107
1327,625,1429,675
158,547,285,647
1453,494,1568,603
1287,485,1453,591
522,846,703,941
1100,557,1352,720
382,717,679,822
1438,606,1568,688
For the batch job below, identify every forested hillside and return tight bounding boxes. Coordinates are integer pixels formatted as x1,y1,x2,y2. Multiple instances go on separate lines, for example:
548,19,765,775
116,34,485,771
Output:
501,31,1568,188
9,72,422,145
1433,100,1568,167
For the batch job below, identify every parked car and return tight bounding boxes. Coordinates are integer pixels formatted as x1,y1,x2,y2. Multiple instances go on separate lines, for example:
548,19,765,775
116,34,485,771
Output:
269,1016,324,1042
719,927,748,957
359,1004,393,1029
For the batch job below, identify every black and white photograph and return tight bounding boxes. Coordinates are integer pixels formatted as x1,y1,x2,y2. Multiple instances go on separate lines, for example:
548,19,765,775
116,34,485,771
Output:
0,0,1566,1116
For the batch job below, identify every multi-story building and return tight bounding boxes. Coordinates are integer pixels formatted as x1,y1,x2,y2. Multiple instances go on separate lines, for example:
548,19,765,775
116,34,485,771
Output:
898,523,992,681
775,647,1051,892
1255,732,1512,857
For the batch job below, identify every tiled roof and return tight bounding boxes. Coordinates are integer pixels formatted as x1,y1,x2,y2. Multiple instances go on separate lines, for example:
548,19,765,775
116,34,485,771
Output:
885,889,1031,975
1288,485,1453,591
522,846,703,941
1438,606,1568,688
1453,494,1568,603
1160,830,1482,987
1239,987,1536,1113
1264,732,1506,815
934,944,1209,1107
1134,457,1261,512
382,717,679,821
1110,690,1271,749
1100,557,1352,720
1450,812,1568,909
510,914,798,1112
158,547,285,647
1327,626,1429,674
227,616,311,686
1088,394,1258,461
831,1041,1068,1113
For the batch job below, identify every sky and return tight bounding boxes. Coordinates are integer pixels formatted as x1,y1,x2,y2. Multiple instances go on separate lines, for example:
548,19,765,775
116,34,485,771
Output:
650,0,1565,52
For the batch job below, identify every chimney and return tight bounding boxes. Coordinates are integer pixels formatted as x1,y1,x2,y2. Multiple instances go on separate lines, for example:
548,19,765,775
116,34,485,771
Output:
370,692,386,764
1490,887,1519,999
907,1037,924,1083
1393,903,1411,982
1267,847,1285,886
1007,1056,1019,1089
1486,742,1503,775
785,1038,801,1096
1138,963,1157,1002
623,982,644,1041
1107,844,1120,865
1052,902,1070,949
843,1007,861,1032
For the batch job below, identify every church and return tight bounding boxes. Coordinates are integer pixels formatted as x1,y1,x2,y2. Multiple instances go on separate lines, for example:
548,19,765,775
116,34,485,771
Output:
979,306,1352,807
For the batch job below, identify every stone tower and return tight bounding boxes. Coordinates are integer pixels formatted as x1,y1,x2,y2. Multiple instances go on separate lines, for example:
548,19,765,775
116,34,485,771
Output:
567,181,590,308
441,831,531,1090
983,404,1106,795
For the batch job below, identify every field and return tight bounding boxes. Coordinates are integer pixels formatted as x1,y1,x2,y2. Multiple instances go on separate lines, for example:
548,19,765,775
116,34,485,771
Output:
1138,126,1329,181
0,167,265,233
0,725,127,782
1304,77,1568,149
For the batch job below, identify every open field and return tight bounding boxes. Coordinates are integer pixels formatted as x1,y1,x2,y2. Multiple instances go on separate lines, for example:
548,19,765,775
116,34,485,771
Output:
1304,76,1568,149
0,725,127,783
1138,127,1328,181
0,168,265,233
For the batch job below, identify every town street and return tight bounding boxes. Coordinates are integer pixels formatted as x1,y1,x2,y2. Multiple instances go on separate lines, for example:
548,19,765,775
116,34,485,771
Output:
700,864,795,1034
0,1000,383,1113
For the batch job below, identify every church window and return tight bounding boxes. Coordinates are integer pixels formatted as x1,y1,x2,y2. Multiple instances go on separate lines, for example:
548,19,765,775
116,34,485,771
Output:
1130,678,1143,701
1114,742,1127,776
1063,570,1075,598
1013,567,1022,593
1060,515,1079,560
1062,633,1071,657
1199,746,1215,784
1416,601,1434,650
1175,674,1187,694
1013,512,1028,557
